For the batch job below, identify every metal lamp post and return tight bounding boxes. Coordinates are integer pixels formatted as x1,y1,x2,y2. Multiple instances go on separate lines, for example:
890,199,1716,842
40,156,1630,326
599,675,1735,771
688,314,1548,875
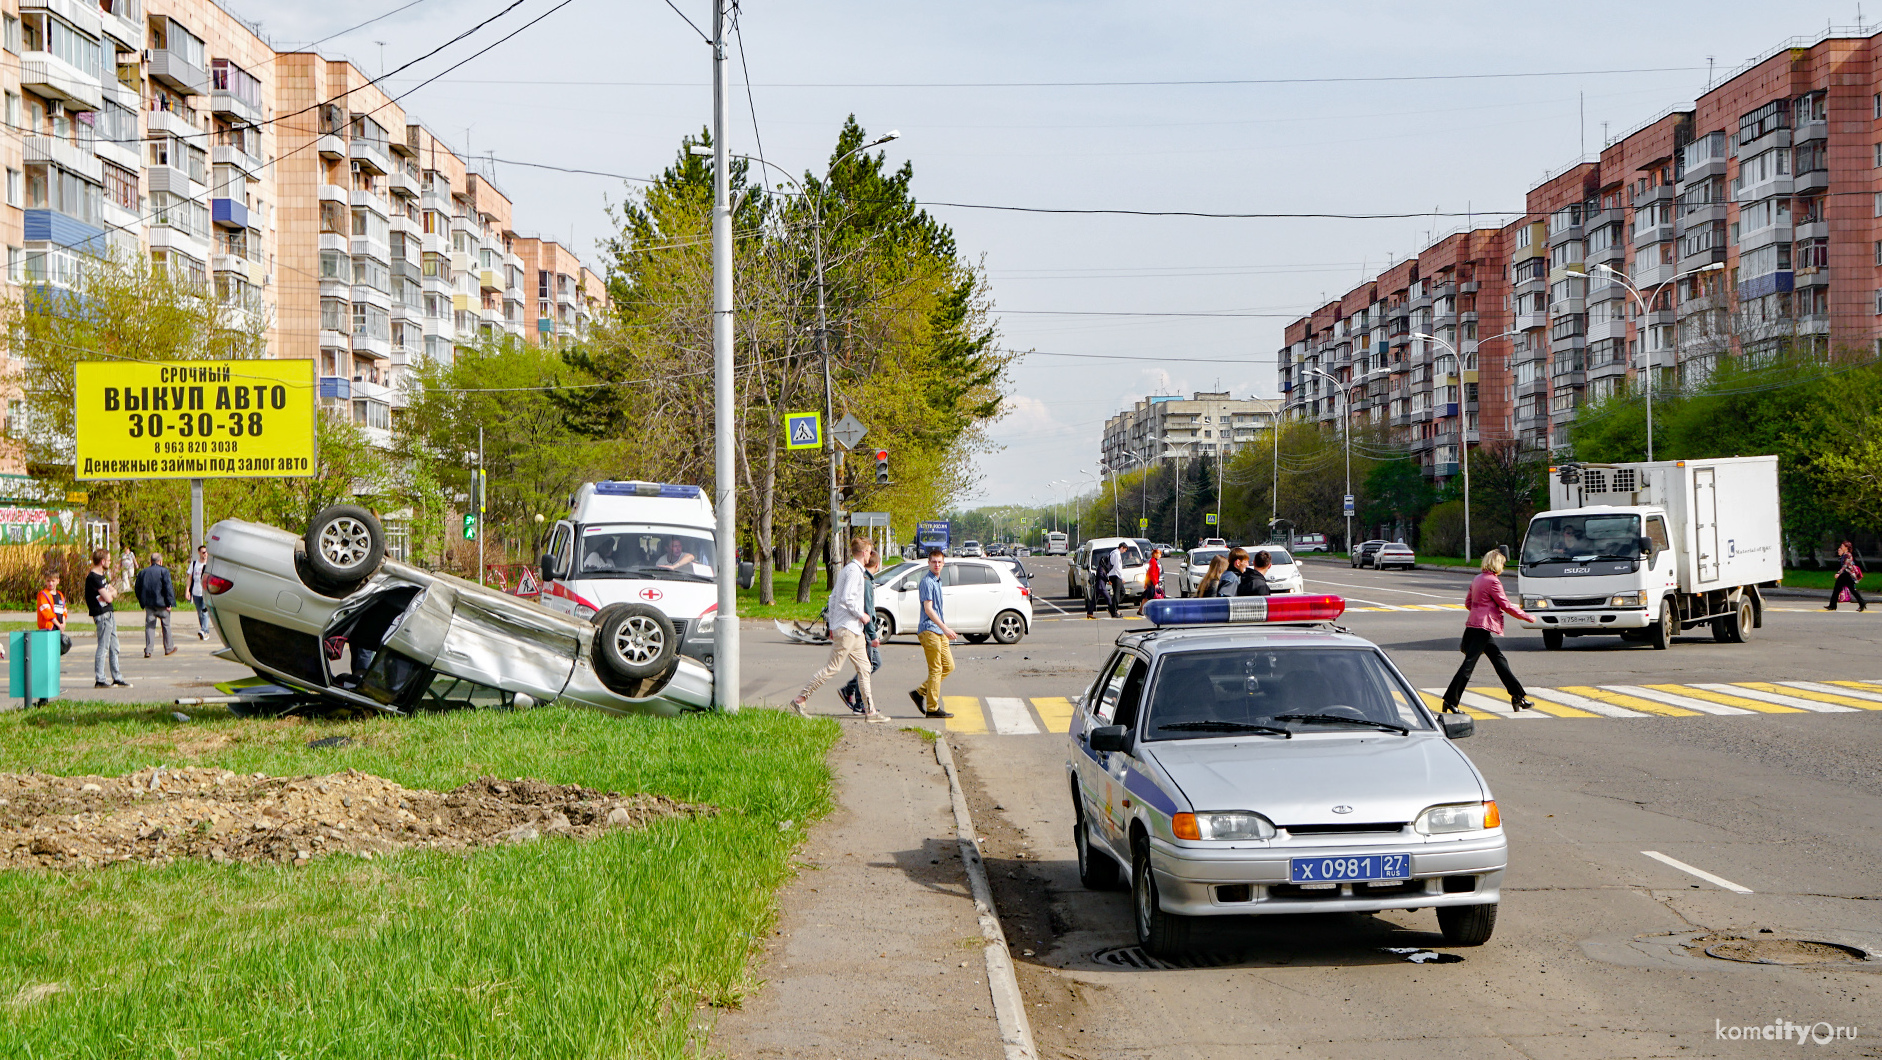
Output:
1302,367,1353,552
1415,328,1518,561
1271,397,1309,540
1593,261,1725,462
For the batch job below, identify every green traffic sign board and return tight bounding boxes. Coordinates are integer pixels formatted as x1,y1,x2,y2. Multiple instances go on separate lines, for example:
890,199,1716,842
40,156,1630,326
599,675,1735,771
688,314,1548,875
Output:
463,513,477,540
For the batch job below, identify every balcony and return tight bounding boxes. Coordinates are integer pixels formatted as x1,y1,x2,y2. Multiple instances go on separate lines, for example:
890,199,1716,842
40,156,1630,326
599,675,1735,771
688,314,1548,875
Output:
212,144,262,175
478,268,501,292
1794,169,1829,195
317,135,346,160
211,198,250,230
350,138,391,176
1410,434,1434,453
210,90,260,124
1794,117,1827,144
385,168,419,198
1515,378,1550,400
149,48,209,96
25,135,102,183
23,210,106,253
1516,311,1549,332
20,54,103,111
1632,183,1675,207
1794,266,1830,289
1459,281,1480,295
319,377,351,400
351,332,392,360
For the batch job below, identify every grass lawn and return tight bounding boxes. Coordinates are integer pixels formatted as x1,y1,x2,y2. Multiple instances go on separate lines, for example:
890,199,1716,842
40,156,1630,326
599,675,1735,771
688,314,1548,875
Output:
736,584,826,622
0,700,838,1058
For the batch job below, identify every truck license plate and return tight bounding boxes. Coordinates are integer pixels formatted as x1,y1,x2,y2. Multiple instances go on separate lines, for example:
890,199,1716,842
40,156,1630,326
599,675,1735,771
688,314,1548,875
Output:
1560,615,1597,625
1289,853,1410,883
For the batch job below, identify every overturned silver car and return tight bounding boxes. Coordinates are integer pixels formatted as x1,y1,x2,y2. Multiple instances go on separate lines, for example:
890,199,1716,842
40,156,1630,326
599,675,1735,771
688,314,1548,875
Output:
200,505,712,716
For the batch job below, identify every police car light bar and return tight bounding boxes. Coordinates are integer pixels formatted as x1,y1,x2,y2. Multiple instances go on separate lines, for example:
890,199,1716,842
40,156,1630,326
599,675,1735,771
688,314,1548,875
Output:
594,481,703,499
1143,594,1346,626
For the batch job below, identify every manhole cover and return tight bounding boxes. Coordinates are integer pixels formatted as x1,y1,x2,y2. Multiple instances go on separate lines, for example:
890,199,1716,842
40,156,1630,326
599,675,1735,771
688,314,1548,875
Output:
1704,938,1867,965
1092,945,1244,970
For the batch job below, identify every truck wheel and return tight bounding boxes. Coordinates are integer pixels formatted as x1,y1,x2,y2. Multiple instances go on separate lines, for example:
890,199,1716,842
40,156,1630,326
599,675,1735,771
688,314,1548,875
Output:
1723,597,1753,644
1543,630,1564,651
596,603,678,680
303,505,384,589
1649,600,1675,650
1436,902,1498,946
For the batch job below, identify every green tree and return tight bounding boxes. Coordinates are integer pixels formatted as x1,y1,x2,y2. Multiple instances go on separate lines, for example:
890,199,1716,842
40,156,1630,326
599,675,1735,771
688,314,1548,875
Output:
1467,442,1545,556
1360,459,1433,542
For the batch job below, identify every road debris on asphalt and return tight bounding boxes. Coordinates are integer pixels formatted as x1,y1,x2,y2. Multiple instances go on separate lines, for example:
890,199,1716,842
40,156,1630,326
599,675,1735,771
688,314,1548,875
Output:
0,767,705,870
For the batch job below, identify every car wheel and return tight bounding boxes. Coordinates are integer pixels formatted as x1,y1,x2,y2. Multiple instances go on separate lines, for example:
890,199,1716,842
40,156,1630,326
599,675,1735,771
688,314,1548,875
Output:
1075,802,1120,890
991,609,1026,644
1543,630,1564,651
1132,835,1193,957
874,608,895,638
303,505,384,589
963,632,989,644
595,603,678,680
1649,600,1675,650
1725,597,1754,644
1436,902,1497,946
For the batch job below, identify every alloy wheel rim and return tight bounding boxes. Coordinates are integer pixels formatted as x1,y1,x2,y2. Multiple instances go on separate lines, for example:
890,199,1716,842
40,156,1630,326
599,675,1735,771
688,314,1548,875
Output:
318,518,373,570
996,614,1021,640
614,616,665,663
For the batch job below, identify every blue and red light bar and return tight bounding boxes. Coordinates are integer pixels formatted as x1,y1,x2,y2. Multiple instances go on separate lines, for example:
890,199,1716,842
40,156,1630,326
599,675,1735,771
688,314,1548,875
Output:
594,481,702,499
1143,594,1346,626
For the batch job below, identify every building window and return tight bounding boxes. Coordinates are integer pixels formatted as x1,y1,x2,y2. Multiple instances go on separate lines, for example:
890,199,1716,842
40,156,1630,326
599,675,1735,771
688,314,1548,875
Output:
1,15,16,54
1874,290,1882,315
4,169,16,208
101,161,135,211
5,246,18,284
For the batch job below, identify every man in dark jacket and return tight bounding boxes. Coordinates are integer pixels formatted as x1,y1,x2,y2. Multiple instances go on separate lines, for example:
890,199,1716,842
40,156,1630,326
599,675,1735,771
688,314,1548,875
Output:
1215,548,1274,597
135,552,177,657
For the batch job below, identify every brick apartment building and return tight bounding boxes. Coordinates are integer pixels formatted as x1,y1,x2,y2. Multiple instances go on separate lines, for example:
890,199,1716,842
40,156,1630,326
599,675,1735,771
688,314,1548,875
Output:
1278,26,1882,475
0,0,604,472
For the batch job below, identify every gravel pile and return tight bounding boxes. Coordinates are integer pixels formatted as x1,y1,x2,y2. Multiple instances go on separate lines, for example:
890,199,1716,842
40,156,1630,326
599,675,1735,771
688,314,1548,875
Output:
0,767,702,870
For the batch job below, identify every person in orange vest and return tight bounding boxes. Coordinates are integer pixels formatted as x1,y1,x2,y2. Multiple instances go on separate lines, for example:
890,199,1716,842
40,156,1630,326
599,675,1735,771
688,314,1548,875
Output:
32,571,70,707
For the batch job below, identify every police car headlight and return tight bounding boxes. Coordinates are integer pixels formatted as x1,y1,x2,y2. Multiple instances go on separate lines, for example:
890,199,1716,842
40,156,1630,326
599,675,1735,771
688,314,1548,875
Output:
575,604,597,620
1173,811,1276,841
1609,592,1643,607
1415,801,1500,835
1522,596,1550,610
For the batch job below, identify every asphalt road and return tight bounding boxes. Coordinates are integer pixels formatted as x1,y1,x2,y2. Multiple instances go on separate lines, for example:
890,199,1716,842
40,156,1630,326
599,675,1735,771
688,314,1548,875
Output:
743,555,1882,1059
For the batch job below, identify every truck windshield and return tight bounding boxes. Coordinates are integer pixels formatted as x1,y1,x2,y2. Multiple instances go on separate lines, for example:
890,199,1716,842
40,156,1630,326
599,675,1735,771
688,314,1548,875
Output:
1521,514,1642,564
579,524,715,580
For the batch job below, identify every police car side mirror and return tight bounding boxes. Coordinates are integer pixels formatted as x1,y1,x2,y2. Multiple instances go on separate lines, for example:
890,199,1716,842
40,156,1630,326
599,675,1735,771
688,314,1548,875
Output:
1440,713,1474,740
1089,724,1133,754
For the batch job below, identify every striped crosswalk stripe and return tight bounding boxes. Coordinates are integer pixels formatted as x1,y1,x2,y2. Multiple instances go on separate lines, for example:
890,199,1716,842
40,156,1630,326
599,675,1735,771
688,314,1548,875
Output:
1642,683,1793,713
1606,684,1756,715
1524,687,1648,718
1722,682,1864,712
985,696,1040,735
943,695,988,735
1769,681,1882,710
1555,685,1700,716
1031,696,1076,733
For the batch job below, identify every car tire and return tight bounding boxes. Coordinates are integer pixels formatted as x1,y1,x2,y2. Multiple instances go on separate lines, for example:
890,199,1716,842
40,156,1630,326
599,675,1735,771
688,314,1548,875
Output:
1649,600,1675,650
963,632,990,644
991,609,1026,644
1436,902,1497,946
1543,630,1564,651
595,603,678,680
1723,597,1753,644
303,505,384,590
1075,801,1120,890
1132,835,1193,957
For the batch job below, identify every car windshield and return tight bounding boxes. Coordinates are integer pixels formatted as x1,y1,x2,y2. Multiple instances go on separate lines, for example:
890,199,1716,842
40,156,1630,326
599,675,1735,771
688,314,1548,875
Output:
1142,647,1431,740
1256,549,1295,566
579,524,715,580
1188,549,1228,568
1521,514,1642,564
874,561,917,586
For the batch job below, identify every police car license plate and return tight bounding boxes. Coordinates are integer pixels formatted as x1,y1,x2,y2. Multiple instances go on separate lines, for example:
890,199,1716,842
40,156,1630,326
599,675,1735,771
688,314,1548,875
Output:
1290,853,1410,883
1560,615,1597,625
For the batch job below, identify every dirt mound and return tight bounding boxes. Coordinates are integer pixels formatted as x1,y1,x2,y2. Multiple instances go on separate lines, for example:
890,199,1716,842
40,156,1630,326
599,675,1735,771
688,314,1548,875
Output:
0,767,706,870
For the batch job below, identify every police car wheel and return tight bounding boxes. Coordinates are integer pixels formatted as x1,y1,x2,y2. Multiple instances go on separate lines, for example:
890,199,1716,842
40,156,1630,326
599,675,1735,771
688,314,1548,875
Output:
596,603,678,680
1436,902,1497,946
1074,807,1119,890
1132,836,1194,957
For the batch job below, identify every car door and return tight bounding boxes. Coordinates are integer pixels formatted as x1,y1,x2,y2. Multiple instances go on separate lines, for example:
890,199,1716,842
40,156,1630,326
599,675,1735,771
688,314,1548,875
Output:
889,567,925,635
946,562,997,630
1075,651,1132,845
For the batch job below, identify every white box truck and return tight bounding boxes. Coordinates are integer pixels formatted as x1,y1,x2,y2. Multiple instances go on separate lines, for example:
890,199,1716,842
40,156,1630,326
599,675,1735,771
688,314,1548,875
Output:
1514,456,1782,650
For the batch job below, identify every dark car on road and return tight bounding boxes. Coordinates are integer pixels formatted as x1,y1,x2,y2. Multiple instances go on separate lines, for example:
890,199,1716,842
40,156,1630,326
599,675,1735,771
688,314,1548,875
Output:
1352,540,1389,569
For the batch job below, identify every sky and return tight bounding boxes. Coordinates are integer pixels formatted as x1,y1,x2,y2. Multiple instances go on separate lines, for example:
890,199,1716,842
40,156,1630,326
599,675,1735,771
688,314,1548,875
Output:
241,0,1870,508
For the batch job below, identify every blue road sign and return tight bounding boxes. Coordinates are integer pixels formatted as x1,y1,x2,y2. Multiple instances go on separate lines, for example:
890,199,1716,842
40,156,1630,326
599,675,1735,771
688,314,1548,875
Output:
785,411,822,450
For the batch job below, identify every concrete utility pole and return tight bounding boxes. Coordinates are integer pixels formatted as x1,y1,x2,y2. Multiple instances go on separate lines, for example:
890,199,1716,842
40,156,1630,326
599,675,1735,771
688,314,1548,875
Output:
477,425,485,588
710,0,739,711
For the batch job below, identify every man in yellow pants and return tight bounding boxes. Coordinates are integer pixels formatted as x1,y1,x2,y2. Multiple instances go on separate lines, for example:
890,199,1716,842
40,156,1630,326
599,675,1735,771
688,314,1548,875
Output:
910,548,957,719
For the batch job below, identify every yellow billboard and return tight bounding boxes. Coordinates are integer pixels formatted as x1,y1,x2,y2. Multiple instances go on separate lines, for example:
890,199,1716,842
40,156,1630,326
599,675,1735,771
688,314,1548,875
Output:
74,359,317,479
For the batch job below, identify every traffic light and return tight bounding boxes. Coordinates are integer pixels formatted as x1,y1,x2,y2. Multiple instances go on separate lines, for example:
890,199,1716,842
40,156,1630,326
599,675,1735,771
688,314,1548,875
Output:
875,449,889,484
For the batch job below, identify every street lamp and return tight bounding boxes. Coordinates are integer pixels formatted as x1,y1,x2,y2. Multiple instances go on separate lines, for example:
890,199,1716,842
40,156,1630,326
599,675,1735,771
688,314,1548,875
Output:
1416,328,1518,561
730,132,901,571
1271,397,1310,539
1303,367,1354,553
1592,261,1725,461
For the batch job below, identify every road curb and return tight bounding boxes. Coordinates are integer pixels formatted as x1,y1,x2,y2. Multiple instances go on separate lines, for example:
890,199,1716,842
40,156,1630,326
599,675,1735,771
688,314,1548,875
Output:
933,737,1036,1060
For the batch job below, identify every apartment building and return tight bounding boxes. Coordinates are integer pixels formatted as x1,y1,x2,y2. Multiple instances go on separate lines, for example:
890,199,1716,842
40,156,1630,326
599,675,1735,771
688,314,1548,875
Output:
1101,391,1281,472
0,0,603,467
1279,25,1882,463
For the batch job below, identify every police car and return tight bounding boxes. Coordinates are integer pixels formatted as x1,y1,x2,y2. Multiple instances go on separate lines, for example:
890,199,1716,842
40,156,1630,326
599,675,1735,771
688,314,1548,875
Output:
1066,594,1506,956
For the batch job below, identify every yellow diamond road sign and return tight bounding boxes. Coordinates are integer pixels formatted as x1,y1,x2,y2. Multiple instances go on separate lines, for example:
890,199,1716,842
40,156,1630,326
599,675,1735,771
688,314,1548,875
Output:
74,360,317,479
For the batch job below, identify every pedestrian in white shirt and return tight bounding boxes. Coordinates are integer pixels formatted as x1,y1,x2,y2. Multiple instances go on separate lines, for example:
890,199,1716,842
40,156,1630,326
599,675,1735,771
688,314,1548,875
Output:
788,536,884,721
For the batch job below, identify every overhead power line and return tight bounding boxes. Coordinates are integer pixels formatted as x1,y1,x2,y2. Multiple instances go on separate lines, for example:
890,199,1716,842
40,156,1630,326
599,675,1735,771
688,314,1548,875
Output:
384,66,1707,88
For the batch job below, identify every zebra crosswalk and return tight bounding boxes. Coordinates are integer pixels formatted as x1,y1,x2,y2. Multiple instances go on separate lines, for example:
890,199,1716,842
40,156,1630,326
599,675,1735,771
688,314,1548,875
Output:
927,680,1882,734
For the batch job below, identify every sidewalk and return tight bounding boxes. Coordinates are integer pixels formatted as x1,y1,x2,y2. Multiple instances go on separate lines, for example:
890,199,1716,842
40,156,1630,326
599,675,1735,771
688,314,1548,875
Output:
707,725,1007,1059
0,621,251,707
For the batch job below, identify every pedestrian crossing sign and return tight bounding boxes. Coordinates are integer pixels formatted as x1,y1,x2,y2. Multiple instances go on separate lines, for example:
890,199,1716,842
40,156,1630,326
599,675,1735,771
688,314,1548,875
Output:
785,411,822,450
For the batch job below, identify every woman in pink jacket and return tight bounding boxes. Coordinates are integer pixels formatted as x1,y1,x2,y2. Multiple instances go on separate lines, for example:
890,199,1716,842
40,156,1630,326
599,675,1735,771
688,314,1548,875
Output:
1440,550,1538,713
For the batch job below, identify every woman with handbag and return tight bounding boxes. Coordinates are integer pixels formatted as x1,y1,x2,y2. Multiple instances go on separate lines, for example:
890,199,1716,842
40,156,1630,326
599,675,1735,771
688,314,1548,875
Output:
1440,550,1537,713
1136,548,1165,616
1826,541,1867,612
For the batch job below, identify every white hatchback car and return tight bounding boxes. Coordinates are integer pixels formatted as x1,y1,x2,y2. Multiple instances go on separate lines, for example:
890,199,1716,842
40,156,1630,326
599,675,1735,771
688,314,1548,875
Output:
874,559,1032,644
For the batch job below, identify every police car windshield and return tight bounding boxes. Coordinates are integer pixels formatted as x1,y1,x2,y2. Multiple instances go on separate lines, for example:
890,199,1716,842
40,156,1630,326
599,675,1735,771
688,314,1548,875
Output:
578,525,715,580
1521,514,1641,565
1143,647,1430,740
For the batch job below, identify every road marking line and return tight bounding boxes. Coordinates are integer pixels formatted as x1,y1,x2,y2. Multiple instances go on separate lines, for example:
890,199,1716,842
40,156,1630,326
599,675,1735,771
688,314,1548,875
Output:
1642,683,1797,713
1641,850,1753,894
1606,684,1755,715
1455,689,1549,718
985,696,1040,735
1466,685,1582,717
1705,682,1858,713
1312,578,1457,600
944,696,988,735
1769,681,1882,710
1523,687,1648,717
1556,685,1700,716
1486,689,1600,718
1826,679,1882,699
1031,696,1076,733
1417,690,1495,720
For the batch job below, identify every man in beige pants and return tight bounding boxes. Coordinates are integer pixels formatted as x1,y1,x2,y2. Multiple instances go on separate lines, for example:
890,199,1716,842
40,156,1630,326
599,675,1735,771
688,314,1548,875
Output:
789,535,884,721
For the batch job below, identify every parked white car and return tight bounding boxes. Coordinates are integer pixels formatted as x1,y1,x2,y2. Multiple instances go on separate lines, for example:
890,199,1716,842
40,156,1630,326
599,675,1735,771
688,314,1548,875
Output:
1178,548,1229,595
874,559,1033,644
1068,537,1149,601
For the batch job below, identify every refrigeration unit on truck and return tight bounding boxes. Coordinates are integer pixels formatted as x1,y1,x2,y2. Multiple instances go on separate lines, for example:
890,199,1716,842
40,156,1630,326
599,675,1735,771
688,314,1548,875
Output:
1515,456,1782,651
